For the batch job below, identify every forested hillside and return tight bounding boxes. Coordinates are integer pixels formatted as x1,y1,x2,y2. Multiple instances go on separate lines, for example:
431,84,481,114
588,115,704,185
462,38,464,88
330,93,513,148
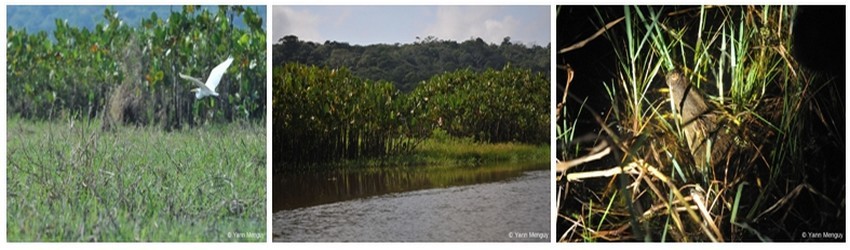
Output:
272,35,549,91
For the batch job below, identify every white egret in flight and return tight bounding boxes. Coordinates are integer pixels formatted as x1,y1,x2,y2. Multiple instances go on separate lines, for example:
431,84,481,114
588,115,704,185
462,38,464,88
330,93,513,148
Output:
179,56,234,99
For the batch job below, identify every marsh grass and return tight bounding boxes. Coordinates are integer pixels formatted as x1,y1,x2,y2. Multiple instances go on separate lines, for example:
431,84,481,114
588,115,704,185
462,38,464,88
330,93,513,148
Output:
6,117,266,242
293,128,549,171
414,129,549,166
558,6,842,242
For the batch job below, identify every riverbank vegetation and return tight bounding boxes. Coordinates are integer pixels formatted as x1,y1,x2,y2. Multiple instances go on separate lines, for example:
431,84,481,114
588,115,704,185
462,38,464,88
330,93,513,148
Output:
273,62,549,171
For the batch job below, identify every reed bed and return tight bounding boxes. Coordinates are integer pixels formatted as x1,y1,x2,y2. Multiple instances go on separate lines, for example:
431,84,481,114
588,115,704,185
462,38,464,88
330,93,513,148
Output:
557,6,843,242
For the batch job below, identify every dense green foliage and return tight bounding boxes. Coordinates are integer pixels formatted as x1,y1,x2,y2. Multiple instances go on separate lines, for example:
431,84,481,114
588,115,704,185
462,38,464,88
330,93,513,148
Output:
7,6,266,127
7,119,266,241
273,63,548,166
273,35,549,92
411,67,550,144
273,64,415,163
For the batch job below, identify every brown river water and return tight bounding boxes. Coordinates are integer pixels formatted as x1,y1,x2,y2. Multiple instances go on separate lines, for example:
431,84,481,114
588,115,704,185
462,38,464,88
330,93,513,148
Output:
273,163,550,242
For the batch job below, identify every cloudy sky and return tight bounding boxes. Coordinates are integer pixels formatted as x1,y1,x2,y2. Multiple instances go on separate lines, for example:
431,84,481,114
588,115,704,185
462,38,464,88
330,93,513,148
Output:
273,6,550,46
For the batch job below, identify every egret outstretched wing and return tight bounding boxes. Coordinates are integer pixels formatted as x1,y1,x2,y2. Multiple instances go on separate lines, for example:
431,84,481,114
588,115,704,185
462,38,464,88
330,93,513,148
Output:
178,73,206,89
204,57,234,93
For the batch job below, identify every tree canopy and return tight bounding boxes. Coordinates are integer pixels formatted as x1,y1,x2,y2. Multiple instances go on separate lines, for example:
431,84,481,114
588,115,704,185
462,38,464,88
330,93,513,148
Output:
273,35,549,91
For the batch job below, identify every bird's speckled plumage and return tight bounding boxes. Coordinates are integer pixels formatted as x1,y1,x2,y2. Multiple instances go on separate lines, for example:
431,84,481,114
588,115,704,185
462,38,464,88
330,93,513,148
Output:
665,71,733,173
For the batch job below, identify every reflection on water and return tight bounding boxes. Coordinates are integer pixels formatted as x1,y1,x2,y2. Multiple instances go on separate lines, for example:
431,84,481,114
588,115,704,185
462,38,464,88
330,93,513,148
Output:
273,167,550,242
274,162,547,211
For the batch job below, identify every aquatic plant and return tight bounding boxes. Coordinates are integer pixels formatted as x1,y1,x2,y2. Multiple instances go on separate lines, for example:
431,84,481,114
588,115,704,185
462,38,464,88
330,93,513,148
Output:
558,6,843,242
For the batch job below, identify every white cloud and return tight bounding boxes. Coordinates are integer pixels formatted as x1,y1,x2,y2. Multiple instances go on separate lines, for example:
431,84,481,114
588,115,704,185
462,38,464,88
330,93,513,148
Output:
272,7,322,43
423,6,520,44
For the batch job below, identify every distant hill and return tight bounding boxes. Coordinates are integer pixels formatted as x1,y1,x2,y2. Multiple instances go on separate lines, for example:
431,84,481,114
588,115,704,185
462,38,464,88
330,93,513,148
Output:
7,6,266,36
273,35,550,92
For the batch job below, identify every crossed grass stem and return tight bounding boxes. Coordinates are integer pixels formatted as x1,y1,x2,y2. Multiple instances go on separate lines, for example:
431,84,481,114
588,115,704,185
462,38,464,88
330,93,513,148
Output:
558,91,728,242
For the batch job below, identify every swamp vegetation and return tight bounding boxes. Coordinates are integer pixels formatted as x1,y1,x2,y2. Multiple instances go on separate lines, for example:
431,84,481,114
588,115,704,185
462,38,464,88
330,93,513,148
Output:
272,62,550,170
7,6,266,129
6,6,267,241
557,6,844,242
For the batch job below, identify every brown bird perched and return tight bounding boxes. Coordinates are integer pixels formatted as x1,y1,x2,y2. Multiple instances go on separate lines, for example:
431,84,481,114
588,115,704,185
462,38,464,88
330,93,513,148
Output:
665,71,735,176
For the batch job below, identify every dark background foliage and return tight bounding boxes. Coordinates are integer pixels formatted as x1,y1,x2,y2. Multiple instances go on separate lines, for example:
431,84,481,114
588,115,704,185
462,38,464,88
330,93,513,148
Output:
273,35,549,92
7,6,266,128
